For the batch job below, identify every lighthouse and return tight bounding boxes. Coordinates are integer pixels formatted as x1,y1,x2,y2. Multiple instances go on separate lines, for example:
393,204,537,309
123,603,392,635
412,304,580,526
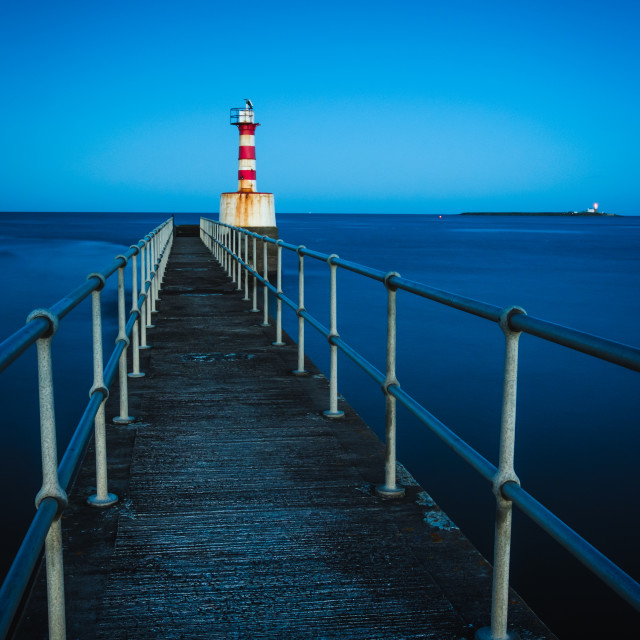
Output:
219,100,277,231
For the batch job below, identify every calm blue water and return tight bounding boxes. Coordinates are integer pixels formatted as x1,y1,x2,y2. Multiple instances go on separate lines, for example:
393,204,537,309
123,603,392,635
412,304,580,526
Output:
1,211,638,638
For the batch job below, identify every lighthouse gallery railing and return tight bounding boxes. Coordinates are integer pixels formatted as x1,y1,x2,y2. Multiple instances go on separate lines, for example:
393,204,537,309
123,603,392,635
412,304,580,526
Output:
200,217,640,640
0,218,173,640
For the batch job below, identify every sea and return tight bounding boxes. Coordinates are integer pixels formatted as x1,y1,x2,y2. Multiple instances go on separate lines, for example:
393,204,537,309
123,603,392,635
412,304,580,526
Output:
0,211,638,639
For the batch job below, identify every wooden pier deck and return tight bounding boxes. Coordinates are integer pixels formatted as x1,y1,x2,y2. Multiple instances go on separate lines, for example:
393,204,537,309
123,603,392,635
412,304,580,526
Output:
15,232,555,639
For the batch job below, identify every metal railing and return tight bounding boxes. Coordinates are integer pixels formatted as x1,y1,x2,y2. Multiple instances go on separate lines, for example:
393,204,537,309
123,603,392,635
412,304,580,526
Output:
0,218,174,640
230,107,254,124
200,217,640,640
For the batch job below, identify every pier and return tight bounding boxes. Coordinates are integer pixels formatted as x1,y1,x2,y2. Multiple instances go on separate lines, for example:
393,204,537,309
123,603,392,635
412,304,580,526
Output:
2,220,639,639
7,228,551,639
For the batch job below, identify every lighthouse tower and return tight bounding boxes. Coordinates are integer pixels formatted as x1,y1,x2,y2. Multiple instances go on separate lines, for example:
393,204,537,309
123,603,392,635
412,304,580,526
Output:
219,100,276,230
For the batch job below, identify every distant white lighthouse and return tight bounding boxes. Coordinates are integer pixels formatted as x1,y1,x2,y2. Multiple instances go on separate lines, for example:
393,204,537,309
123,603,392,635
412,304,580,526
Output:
219,100,276,230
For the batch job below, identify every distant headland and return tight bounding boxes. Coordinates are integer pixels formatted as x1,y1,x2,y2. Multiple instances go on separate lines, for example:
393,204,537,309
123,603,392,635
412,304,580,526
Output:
460,210,617,217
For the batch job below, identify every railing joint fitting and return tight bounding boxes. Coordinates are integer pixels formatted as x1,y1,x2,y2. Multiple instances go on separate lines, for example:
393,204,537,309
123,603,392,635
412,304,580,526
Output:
115,254,129,267
129,244,140,255
296,306,307,318
87,272,107,292
90,384,109,401
499,305,527,335
382,378,400,396
35,486,68,519
327,253,339,265
116,334,130,348
26,308,59,338
296,244,306,256
492,470,521,502
384,271,401,290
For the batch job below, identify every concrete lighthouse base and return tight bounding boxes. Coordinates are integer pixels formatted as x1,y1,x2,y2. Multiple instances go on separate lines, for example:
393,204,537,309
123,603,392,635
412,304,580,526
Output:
219,192,278,275
219,192,276,228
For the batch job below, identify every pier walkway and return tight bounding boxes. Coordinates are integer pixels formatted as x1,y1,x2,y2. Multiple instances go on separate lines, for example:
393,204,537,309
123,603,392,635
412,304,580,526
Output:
15,233,554,639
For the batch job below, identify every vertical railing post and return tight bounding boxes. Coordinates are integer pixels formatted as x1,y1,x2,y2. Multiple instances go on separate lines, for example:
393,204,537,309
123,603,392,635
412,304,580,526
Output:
139,241,149,350
292,246,307,375
260,237,270,327
323,255,344,418
151,232,159,314
143,235,151,330
159,227,167,286
272,241,285,346
226,227,236,283
156,230,165,291
128,246,145,378
250,235,259,313
219,225,224,270
476,306,526,640
218,225,224,270
156,229,161,286
145,234,155,330
237,229,242,290
230,229,236,284
225,227,231,276
230,228,236,283
220,225,231,268
243,233,250,301
166,224,173,273
231,227,235,278
233,229,242,291
161,223,172,284
222,225,226,267
148,233,155,313
113,257,133,424
150,232,159,318
376,272,405,498
26,308,68,640
86,274,118,508
225,228,235,283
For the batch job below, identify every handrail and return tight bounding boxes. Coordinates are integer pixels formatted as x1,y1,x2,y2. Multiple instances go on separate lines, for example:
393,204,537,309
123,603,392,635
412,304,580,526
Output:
211,220,640,371
201,217,640,639
1,249,136,376
0,217,174,640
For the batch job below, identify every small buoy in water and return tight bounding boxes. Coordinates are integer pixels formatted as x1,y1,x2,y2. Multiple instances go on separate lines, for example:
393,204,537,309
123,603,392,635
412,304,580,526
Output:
439,215,442,219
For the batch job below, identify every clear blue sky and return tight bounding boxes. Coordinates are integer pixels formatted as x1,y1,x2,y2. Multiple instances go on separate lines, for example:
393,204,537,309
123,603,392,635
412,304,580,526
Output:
1,1,638,215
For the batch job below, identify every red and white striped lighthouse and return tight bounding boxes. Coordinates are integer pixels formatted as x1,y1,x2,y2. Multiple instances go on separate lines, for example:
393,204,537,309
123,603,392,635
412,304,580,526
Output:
235,100,258,192
220,99,276,229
